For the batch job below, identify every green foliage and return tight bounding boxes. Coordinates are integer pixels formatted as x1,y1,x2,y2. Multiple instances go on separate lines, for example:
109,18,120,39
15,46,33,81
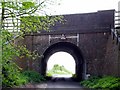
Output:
2,66,28,87
22,70,46,83
1,0,63,87
72,74,77,78
2,70,46,87
20,15,63,34
22,2,36,10
1,2,39,18
80,76,120,89
46,72,52,77
47,64,72,76
2,38,29,87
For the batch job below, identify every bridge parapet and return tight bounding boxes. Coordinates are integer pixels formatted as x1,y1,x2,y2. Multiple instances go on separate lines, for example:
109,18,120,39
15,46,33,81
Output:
35,9,115,35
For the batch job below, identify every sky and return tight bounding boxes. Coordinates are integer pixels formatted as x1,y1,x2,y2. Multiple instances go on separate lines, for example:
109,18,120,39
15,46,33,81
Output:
44,0,120,15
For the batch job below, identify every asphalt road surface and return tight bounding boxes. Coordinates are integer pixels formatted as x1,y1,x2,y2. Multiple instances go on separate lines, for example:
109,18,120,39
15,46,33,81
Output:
18,77,89,90
34,77,88,90
46,77,82,88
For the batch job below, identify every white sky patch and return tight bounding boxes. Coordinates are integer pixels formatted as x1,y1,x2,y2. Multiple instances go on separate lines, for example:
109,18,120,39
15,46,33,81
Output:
47,52,76,74
43,0,120,15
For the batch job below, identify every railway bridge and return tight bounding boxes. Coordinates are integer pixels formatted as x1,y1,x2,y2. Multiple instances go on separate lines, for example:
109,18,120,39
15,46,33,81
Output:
17,10,120,81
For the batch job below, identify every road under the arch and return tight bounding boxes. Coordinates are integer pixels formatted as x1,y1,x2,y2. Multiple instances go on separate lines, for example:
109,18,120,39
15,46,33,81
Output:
21,77,84,88
46,78,83,88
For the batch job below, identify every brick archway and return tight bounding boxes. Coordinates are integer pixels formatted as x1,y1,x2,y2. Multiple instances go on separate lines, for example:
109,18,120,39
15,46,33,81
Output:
41,42,86,81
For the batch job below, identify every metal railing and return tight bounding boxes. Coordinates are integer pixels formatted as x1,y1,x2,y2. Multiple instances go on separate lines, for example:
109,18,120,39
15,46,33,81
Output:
115,11,120,27
0,0,42,33
111,10,120,50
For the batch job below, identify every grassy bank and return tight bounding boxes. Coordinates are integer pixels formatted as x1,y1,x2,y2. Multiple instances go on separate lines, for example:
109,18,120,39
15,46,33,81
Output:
80,76,120,89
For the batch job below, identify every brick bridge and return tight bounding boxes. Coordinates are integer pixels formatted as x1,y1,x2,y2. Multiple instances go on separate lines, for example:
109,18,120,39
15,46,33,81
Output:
17,10,120,81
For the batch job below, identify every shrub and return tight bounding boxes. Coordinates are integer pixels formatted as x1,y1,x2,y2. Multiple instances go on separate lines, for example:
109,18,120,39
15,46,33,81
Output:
2,65,28,87
80,76,120,89
80,76,100,88
22,70,46,83
46,72,52,77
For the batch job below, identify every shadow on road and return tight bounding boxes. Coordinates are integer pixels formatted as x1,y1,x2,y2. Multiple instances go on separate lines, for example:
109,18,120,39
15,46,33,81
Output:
46,77,83,88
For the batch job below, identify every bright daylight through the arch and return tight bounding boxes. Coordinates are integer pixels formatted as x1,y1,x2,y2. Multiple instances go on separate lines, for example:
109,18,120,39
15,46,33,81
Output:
46,51,76,77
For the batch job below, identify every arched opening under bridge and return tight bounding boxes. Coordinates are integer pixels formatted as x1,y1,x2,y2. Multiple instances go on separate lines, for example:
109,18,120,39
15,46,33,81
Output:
41,42,85,81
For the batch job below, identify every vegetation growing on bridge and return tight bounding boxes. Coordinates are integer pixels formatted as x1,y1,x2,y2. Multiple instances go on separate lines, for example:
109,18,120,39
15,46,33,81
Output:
47,64,72,76
1,0,63,87
80,76,120,89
